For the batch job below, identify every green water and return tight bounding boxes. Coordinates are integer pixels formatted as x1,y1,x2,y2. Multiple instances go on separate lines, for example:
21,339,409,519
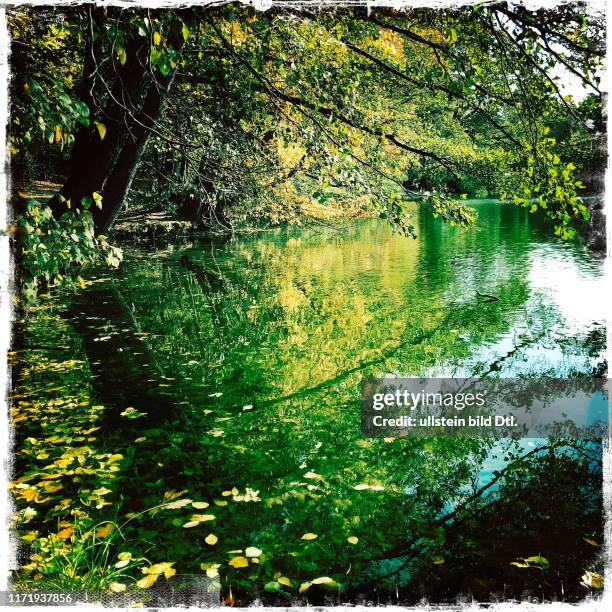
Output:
13,200,605,601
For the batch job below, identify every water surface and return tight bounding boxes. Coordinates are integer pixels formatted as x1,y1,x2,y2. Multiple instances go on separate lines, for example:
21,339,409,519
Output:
14,200,605,601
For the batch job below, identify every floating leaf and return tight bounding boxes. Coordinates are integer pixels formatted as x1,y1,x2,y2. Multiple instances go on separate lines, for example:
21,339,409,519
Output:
95,523,112,538
191,514,215,522
165,498,193,509
312,576,340,587
137,573,159,589
22,507,37,523
524,555,550,569
201,562,220,578
583,538,599,547
228,556,249,568
145,562,174,575
581,570,603,589
54,526,72,540
94,121,106,141
301,533,317,540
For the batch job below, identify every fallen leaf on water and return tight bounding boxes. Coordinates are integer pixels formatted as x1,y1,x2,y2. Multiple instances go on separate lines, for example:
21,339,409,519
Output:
192,501,209,509
144,562,174,575
165,498,193,509
228,556,249,568
137,573,159,589
95,524,112,538
57,527,73,540
581,571,603,589
312,576,340,587
201,562,220,578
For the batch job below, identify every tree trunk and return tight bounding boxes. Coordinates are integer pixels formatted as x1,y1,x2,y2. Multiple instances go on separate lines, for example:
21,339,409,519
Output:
51,11,186,234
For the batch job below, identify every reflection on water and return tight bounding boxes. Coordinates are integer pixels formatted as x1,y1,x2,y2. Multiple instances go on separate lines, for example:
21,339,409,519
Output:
13,200,605,602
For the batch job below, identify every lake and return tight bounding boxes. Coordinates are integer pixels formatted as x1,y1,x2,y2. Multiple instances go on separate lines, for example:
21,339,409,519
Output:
12,199,605,602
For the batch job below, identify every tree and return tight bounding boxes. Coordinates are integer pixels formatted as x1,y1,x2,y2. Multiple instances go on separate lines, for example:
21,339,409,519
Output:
9,2,605,293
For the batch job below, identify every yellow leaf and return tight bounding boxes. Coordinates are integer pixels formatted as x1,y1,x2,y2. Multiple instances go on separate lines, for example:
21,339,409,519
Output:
137,573,159,589
245,546,262,557
165,498,192,509
299,582,312,593
118,552,133,561
54,126,62,144
312,576,339,586
353,484,370,490
95,524,112,538
301,533,317,540
153,31,162,45
581,571,604,589
583,538,599,547
228,556,249,568
433,558,445,565
192,514,215,522
92,487,112,496
94,121,106,141
147,563,174,575
164,568,176,580
192,501,209,509
57,527,73,540
205,534,218,545
278,576,292,586
201,563,220,578
347,536,358,545
109,582,126,593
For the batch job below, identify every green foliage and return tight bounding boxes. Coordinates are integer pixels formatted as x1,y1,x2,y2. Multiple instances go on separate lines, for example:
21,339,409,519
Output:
504,127,590,239
14,197,122,301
